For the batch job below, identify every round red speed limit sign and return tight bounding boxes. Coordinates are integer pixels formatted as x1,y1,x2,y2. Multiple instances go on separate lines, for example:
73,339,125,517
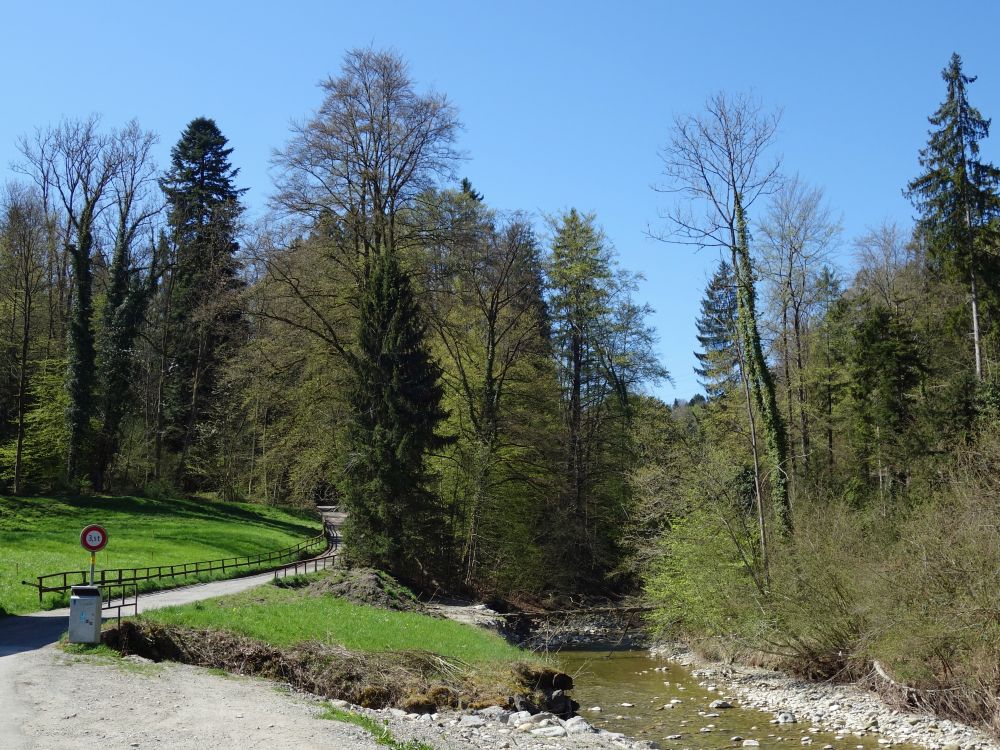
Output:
80,524,108,552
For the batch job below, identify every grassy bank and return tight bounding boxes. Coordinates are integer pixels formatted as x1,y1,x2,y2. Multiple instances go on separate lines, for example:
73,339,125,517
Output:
116,574,554,712
142,582,524,664
0,493,321,615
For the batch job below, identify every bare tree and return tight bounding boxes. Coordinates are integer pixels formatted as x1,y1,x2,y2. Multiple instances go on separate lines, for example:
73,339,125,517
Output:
655,91,791,576
759,176,841,481
271,48,461,277
853,221,910,311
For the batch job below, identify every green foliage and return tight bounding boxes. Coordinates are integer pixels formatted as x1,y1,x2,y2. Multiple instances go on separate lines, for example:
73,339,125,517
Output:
694,259,739,399
159,117,245,484
646,508,764,642
0,360,69,491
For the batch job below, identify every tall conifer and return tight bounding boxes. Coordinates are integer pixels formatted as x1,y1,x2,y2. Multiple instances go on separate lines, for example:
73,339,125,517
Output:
906,53,1000,380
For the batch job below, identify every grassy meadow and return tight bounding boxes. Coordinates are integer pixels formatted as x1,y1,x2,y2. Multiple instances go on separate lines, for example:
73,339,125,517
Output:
0,493,321,615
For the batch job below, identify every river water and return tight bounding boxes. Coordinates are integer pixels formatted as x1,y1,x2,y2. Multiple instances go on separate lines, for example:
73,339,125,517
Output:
556,650,922,750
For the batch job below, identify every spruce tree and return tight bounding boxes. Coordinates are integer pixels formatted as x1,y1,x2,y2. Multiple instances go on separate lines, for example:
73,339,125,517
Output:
694,259,739,399
341,249,447,578
906,53,1000,381
158,118,245,484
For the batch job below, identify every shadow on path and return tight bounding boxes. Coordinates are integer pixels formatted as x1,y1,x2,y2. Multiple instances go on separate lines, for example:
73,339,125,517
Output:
0,612,66,657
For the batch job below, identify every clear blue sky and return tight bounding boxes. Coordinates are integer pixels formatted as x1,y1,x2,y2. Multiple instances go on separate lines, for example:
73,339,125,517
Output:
3,1,999,400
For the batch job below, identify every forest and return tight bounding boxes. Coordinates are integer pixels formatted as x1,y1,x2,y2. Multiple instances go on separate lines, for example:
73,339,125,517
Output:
1,48,999,728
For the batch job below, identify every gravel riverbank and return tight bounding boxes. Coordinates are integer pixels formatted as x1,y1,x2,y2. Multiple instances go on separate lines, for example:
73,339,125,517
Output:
651,645,999,750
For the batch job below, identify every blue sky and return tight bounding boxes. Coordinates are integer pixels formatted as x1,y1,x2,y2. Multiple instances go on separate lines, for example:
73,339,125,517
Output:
2,1,999,400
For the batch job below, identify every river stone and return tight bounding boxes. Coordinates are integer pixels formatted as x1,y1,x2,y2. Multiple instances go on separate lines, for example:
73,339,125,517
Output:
506,711,532,726
744,741,761,747
478,706,510,722
710,699,733,709
942,743,961,750
459,715,486,728
563,716,595,734
531,725,567,737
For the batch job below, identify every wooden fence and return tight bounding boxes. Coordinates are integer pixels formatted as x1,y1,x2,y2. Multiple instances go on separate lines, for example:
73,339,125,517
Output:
23,533,328,604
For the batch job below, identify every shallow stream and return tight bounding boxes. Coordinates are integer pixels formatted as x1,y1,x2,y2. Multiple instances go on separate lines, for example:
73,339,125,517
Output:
556,650,923,750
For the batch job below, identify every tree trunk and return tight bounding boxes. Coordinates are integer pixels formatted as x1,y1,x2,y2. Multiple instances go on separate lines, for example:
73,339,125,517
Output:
13,288,32,495
734,196,792,536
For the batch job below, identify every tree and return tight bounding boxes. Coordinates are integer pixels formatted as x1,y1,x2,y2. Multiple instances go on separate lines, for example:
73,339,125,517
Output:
548,209,667,583
657,91,791,545
16,117,120,484
424,200,555,585
759,176,840,481
93,122,162,490
906,53,1000,381
271,47,461,279
341,248,447,579
694,259,739,399
158,117,245,485
0,184,50,493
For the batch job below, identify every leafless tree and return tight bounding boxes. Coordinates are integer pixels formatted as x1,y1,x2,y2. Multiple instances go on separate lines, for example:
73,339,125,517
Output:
271,48,462,277
759,176,841,479
655,91,791,576
853,221,910,311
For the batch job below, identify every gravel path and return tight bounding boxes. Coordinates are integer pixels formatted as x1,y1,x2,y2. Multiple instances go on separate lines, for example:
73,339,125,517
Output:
0,574,657,750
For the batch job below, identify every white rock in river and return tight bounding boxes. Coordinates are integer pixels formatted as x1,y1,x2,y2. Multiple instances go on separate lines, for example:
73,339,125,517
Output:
589,706,602,712
459,715,486,728
621,702,635,707
744,741,761,747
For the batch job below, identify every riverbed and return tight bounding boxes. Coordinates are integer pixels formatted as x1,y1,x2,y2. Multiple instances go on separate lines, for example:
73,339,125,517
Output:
557,650,926,750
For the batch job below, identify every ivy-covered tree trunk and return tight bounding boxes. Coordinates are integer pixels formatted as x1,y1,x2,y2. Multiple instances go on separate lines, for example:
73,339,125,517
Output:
733,195,792,536
65,228,96,484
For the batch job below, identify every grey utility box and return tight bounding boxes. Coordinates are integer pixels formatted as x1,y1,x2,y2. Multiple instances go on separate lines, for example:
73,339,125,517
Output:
68,585,102,644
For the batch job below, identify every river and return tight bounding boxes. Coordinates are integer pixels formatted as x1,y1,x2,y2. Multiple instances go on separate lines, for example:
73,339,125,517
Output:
556,650,923,750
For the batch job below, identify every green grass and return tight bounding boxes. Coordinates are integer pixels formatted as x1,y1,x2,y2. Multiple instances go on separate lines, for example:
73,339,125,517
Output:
0,493,321,615
319,703,434,750
142,583,526,665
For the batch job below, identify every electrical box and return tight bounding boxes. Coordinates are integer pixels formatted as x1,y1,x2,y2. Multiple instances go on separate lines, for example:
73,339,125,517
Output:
68,585,102,644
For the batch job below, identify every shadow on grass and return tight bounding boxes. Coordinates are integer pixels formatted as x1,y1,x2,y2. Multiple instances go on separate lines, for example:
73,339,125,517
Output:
0,493,319,538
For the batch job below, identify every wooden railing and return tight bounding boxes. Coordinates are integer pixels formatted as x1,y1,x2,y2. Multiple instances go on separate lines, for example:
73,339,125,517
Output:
22,533,328,604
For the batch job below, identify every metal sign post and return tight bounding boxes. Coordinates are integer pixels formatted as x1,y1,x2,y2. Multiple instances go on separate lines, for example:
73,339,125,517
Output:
79,525,108,584
69,524,109,644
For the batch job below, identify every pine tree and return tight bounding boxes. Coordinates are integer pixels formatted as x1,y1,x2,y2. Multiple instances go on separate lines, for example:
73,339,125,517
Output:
906,53,1000,381
341,249,448,579
158,118,245,484
694,259,739,399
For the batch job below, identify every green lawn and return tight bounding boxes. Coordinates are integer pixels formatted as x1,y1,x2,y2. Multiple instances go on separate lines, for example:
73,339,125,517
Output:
143,583,525,665
0,493,321,615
